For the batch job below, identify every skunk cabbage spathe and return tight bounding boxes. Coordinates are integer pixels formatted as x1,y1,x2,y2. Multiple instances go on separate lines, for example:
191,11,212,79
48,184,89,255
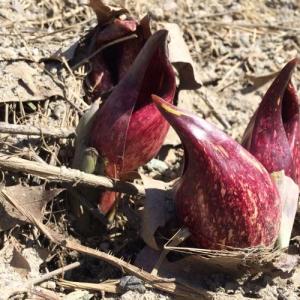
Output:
152,95,281,249
85,15,151,101
89,30,176,214
242,59,300,186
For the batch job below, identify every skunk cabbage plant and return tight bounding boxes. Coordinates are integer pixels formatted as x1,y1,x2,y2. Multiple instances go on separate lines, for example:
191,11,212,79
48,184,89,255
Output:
152,95,281,249
85,16,151,101
89,30,176,214
242,59,300,186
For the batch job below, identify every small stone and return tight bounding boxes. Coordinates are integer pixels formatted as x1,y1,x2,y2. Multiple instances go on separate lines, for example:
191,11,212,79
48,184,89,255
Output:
40,281,56,290
149,8,164,20
145,159,169,174
163,0,177,12
119,276,146,293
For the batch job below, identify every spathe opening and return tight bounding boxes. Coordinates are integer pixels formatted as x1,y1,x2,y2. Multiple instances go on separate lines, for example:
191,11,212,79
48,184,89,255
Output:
134,47,175,112
282,82,299,125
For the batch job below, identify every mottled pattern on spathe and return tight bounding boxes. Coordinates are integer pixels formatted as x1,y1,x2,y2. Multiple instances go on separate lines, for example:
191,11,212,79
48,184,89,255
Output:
153,95,281,249
90,31,176,214
242,59,300,187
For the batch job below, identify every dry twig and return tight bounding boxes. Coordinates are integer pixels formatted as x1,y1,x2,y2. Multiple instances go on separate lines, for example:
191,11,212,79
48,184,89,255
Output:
58,279,120,294
7,261,81,298
0,122,75,138
0,154,145,196
2,190,213,300
71,34,138,70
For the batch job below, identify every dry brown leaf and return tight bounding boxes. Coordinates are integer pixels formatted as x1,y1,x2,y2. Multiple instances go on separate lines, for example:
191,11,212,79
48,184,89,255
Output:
271,171,299,249
161,22,201,90
0,185,63,232
0,62,63,103
272,253,298,273
90,0,128,24
10,247,31,278
4,189,213,299
245,71,279,90
141,175,175,250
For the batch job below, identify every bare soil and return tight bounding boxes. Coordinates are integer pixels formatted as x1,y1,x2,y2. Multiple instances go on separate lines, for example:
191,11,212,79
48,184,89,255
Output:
0,0,300,299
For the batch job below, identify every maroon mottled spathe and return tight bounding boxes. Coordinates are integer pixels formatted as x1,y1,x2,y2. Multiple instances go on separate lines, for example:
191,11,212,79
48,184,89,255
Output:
152,95,281,249
90,31,176,214
242,58,300,186
85,16,151,101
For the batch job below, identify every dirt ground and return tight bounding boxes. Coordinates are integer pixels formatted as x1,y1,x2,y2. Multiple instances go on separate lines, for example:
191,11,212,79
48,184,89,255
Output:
0,0,300,299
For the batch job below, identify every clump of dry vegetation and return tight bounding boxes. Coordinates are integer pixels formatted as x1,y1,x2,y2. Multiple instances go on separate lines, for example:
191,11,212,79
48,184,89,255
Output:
0,1,300,299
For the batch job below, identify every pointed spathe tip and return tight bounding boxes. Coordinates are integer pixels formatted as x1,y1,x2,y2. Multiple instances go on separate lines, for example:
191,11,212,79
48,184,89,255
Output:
261,58,299,105
276,57,299,83
152,94,183,117
288,57,299,66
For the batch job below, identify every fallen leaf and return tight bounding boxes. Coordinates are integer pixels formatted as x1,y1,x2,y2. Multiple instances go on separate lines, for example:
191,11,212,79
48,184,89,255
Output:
90,0,128,24
0,62,63,103
272,253,298,273
10,247,31,278
141,175,175,250
0,185,63,232
161,22,202,90
271,171,299,249
245,71,279,90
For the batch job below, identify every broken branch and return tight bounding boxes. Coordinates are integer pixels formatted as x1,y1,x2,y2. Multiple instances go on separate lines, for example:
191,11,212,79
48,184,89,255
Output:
0,154,145,196
0,122,75,138
3,190,212,300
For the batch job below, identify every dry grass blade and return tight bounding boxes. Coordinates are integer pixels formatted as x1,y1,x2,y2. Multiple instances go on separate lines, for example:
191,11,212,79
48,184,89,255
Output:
7,262,81,298
58,279,120,294
0,122,75,138
0,154,145,196
3,189,214,300
198,20,300,32
71,34,138,70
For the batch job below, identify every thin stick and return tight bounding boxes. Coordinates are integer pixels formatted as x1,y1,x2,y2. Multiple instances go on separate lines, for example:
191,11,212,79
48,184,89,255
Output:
151,228,191,276
199,20,300,32
186,8,244,23
0,122,75,138
196,89,230,129
7,261,81,298
0,154,145,196
2,190,212,300
58,279,120,294
216,61,243,92
32,262,81,285
71,34,138,70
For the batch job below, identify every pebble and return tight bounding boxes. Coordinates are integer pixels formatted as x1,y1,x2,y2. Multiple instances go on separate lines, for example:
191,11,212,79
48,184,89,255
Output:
149,8,164,20
145,159,169,174
119,276,146,293
163,0,177,12
40,281,56,290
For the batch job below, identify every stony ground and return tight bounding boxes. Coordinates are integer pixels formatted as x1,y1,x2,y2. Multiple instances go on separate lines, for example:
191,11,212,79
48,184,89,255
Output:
0,0,300,299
